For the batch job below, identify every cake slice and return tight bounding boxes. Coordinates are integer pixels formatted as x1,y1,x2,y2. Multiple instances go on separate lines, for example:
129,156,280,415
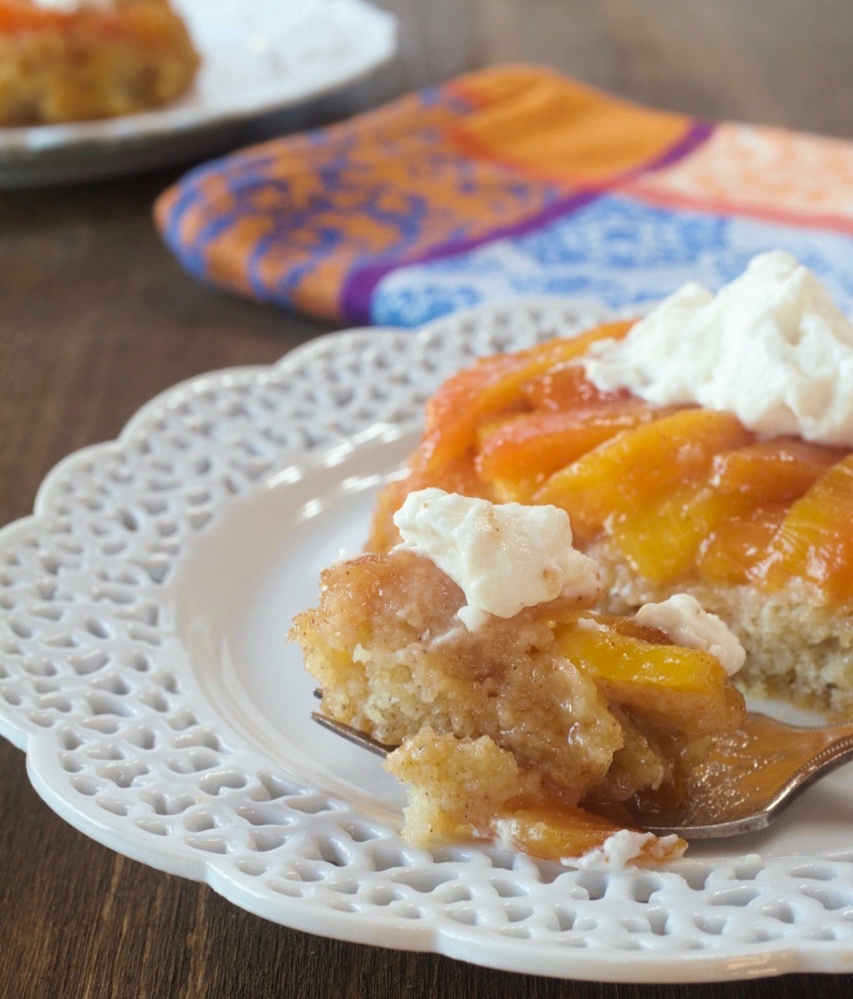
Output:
366,253,853,718
0,0,199,125
291,490,747,866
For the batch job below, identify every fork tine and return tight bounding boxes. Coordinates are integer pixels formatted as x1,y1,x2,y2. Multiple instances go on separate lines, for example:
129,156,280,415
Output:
310,703,853,839
311,710,397,758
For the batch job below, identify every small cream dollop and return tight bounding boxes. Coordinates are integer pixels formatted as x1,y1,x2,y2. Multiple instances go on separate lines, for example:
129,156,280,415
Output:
392,488,602,631
571,829,684,871
581,251,853,446
635,593,746,676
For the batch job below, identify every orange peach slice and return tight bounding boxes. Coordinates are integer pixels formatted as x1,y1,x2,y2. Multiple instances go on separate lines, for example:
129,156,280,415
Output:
692,440,844,585
610,439,840,584
696,505,786,584
520,359,631,412
413,320,635,476
761,454,853,604
710,438,844,500
557,619,746,736
475,401,673,501
535,408,753,543
0,1,69,33
493,800,686,864
612,485,752,584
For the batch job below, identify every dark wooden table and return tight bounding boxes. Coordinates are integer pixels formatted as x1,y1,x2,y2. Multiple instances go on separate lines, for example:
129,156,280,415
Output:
1,2,851,996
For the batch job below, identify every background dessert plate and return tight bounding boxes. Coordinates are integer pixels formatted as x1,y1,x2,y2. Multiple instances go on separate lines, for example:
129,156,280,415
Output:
1,299,852,982
0,0,397,187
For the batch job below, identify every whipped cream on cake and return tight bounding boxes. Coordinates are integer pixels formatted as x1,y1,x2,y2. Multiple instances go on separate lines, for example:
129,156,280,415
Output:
582,251,853,446
393,487,602,631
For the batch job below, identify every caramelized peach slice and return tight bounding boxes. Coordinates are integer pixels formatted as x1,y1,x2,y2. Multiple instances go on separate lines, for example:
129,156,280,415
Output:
492,800,685,864
611,437,845,584
710,438,844,499
696,505,786,584
693,440,843,585
761,454,853,605
535,408,754,543
612,485,750,584
413,321,635,476
557,619,746,736
520,359,631,412
475,401,673,501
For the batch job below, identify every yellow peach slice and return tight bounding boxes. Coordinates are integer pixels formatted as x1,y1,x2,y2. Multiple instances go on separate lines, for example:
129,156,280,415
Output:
614,438,845,585
535,408,753,543
557,620,746,736
761,454,853,604
710,438,844,500
696,505,786,584
493,801,686,865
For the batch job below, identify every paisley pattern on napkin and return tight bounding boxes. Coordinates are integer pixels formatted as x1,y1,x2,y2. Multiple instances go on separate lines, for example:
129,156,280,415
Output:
155,64,853,326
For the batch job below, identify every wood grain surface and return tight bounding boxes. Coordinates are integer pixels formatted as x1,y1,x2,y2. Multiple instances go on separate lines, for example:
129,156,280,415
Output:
1,1,852,996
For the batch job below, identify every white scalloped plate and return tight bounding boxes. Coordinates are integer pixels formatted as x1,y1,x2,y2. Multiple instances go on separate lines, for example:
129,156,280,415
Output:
0,0,396,187
1,298,853,983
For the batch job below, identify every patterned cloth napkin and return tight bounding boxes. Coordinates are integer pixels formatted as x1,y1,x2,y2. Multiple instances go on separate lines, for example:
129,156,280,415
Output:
155,64,853,327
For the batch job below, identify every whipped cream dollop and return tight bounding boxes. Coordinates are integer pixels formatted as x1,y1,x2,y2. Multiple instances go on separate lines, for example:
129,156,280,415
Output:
581,251,853,447
571,829,684,871
393,488,602,631
635,593,746,676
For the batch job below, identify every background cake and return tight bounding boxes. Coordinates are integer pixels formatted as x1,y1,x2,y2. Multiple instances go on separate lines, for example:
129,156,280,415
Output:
0,0,199,125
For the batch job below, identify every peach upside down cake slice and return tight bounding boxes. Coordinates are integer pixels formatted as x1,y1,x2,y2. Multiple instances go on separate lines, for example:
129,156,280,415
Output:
367,310,853,718
291,491,747,867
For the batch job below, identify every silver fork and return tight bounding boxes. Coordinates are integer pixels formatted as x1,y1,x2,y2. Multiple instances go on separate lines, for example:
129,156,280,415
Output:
311,696,853,840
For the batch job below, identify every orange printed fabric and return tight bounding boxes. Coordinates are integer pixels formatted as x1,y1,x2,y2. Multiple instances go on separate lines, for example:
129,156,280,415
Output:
155,64,853,327
447,66,692,186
